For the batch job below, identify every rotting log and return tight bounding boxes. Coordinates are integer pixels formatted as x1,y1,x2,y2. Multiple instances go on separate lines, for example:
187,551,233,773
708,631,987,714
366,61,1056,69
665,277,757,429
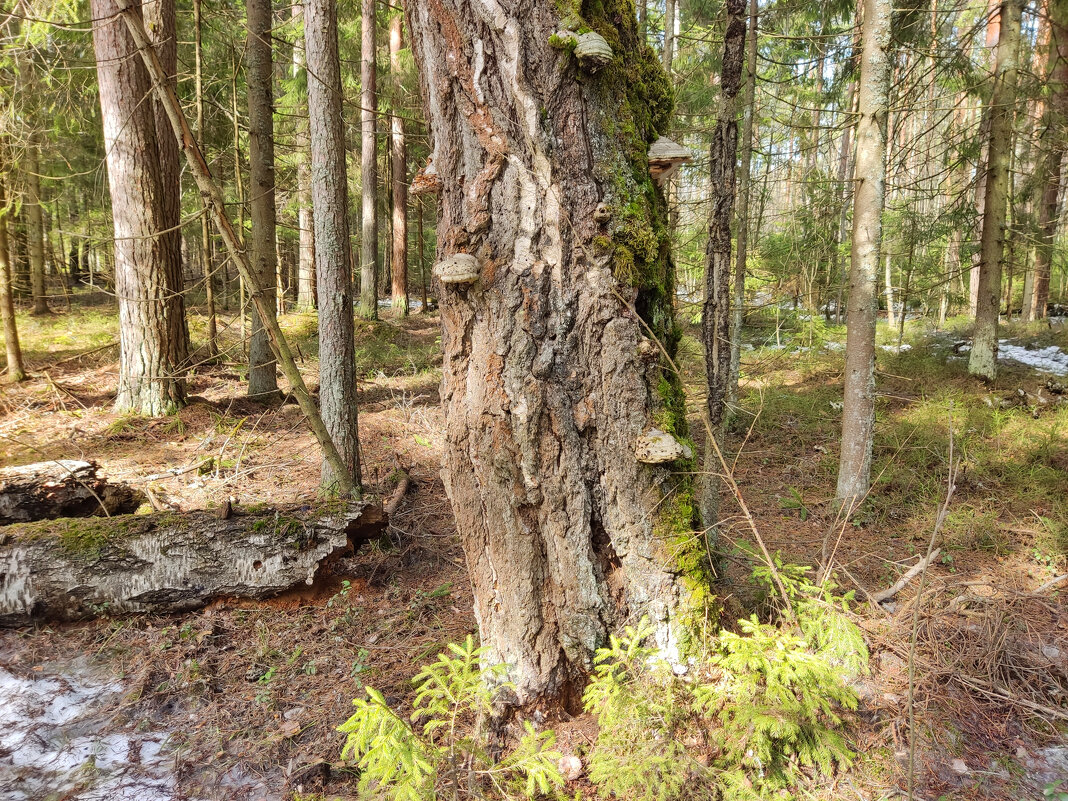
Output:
0,461,144,524
0,502,385,625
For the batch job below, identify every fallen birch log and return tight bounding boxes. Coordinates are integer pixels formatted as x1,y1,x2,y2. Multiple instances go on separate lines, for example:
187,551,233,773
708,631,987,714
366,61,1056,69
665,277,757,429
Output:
0,501,385,625
0,460,144,524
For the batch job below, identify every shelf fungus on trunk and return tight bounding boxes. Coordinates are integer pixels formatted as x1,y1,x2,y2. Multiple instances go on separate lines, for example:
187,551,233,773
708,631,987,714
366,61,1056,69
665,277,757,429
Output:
433,253,480,286
411,157,441,196
635,429,693,464
648,136,692,184
574,31,614,71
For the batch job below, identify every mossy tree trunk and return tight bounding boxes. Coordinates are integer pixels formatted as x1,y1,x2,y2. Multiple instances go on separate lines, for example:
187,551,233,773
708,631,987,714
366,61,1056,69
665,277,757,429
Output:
0,502,385,625
406,0,708,706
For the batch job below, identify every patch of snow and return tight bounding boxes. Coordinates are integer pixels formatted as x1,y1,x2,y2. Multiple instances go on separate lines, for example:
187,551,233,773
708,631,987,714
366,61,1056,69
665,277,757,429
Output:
878,343,912,353
0,663,177,801
997,341,1068,375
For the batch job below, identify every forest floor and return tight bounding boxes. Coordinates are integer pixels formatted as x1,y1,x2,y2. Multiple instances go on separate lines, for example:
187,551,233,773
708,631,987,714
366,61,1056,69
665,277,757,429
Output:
1,291,1067,800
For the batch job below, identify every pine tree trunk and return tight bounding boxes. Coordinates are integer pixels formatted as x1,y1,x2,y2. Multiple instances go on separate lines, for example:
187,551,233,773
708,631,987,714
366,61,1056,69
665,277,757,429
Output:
247,0,280,399
292,2,316,312
390,12,409,317
92,0,187,416
26,136,49,316
305,0,361,492
702,0,747,525
836,0,891,506
359,0,379,319
406,0,705,705
144,0,190,369
193,0,217,356
1033,0,1068,321
727,0,758,414
0,174,26,382
970,0,1022,380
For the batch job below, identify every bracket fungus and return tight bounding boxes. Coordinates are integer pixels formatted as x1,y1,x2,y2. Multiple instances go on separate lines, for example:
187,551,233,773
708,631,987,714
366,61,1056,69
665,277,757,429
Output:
635,429,692,464
433,254,480,286
574,32,613,71
411,158,441,196
647,137,692,184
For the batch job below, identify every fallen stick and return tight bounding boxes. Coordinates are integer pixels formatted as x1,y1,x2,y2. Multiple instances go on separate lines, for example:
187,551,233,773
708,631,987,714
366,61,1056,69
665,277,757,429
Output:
870,548,942,603
384,460,412,518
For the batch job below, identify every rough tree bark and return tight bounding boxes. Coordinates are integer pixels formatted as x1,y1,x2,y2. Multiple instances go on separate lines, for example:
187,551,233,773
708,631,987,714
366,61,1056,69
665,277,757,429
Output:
144,0,190,371
292,1,316,311
390,11,409,317
0,502,385,625
970,0,1022,381
726,0,758,415
407,0,706,705
359,0,379,319
247,0,280,398
702,0,747,525
305,0,362,491
1033,0,1068,321
194,0,217,356
25,135,49,316
0,173,26,382
92,0,187,416
0,461,143,524
836,0,891,506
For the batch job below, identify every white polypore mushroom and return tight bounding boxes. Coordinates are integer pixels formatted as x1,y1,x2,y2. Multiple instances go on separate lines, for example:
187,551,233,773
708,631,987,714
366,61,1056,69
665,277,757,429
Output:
635,429,692,464
574,32,613,71
647,136,692,184
433,254,480,286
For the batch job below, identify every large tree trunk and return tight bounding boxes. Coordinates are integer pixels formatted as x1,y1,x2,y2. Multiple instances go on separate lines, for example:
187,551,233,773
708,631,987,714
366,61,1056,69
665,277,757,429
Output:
247,0,280,399
1033,0,1068,321
970,0,1022,380
144,0,190,368
0,173,26,382
359,0,379,319
702,0,746,525
407,0,704,705
836,0,891,506
292,2,316,312
92,0,187,416
390,11,409,318
0,461,143,524
25,135,49,316
305,0,362,491
0,502,385,625
726,0,758,415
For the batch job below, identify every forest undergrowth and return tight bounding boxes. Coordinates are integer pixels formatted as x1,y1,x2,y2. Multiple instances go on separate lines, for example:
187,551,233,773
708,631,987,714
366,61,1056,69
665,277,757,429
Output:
1,296,1066,800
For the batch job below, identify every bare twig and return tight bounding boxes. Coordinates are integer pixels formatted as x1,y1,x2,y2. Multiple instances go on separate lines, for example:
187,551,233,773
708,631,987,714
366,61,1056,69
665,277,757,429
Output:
870,549,944,603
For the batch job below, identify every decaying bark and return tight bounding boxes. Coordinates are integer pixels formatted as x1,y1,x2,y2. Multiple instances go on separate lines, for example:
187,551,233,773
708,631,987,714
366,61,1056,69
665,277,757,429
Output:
407,0,704,705
0,502,385,625
0,461,143,524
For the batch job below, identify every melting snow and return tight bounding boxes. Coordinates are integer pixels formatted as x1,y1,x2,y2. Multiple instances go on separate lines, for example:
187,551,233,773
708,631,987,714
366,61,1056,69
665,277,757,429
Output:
996,342,1068,375
0,662,176,801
